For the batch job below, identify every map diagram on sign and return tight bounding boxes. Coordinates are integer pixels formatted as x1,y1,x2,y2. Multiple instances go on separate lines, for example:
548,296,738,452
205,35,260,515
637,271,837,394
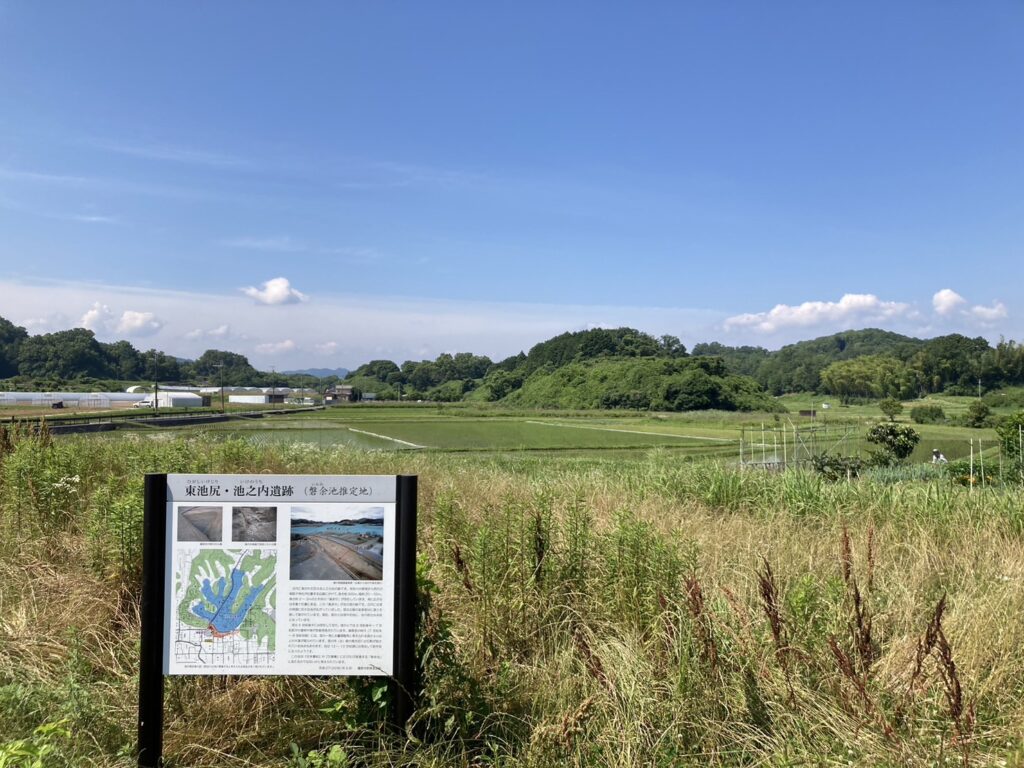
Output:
173,549,276,670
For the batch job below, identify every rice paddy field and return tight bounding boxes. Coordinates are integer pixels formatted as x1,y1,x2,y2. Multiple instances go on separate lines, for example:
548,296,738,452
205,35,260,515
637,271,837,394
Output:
159,408,743,457
2,405,1024,766
125,403,1006,466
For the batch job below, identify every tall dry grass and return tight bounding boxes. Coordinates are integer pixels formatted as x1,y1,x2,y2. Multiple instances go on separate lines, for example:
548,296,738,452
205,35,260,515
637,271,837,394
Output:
1,431,1024,765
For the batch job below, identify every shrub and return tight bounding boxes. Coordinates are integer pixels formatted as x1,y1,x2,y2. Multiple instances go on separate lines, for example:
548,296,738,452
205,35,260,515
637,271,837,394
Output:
996,410,1024,460
965,400,992,428
983,387,1024,410
910,404,945,424
810,453,865,482
865,422,920,465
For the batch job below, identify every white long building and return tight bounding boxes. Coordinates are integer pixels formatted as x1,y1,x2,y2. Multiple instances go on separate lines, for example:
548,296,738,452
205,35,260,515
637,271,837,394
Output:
0,390,208,409
0,391,147,408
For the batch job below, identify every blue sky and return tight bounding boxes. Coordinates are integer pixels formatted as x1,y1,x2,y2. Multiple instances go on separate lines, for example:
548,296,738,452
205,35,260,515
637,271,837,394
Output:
1,2,1021,368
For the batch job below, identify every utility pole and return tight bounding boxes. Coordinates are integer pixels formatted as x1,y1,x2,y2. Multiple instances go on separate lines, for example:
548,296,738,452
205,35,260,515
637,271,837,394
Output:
214,363,225,412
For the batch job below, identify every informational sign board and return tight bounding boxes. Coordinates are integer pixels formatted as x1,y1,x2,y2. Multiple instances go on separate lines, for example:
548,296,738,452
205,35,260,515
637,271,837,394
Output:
164,474,397,676
138,473,417,767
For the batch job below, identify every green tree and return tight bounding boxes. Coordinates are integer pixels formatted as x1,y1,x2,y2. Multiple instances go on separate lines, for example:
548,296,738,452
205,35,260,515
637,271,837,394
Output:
754,329,922,395
662,369,726,411
878,397,903,421
0,316,29,378
965,400,992,428
820,356,912,401
866,423,920,464
480,369,523,400
347,359,401,381
404,361,441,391
657,334,687,358
995,410,1024,461
188,350,256,385
911,334,992,394
451,352,492,379
16,328,110,378
102,340,143,379
140,349,182,381
690,342,767,376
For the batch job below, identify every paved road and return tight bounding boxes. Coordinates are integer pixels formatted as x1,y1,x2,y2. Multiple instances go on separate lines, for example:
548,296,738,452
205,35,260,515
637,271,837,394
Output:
290,533,383,580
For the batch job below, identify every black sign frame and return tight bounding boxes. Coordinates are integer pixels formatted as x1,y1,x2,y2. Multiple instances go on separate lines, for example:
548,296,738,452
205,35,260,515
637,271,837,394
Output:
137,473,418,767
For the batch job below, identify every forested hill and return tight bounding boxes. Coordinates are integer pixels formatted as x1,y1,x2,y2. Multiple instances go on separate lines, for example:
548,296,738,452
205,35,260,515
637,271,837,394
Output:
351,326,1024,407
346,328,777,411
4,314,1024,411
694,329,925,393
500,356,777,412
500,327,687,376
694,329,1024,398
0,317,328,390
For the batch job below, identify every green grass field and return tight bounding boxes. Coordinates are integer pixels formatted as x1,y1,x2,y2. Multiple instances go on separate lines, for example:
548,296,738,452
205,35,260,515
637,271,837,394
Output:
3,425,1024,767
124,403,1003,468
199,414,737,452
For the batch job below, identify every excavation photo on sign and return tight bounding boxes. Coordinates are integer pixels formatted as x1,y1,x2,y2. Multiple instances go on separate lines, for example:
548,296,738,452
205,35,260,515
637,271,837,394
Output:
289,504,385,581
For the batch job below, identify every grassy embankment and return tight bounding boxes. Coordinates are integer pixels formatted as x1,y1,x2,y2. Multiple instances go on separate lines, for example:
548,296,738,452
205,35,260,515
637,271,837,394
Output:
2,425,1024,766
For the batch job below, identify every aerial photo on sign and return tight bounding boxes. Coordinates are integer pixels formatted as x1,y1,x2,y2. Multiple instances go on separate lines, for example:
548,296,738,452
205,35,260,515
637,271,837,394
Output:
289,504,384,580
177,506,223,542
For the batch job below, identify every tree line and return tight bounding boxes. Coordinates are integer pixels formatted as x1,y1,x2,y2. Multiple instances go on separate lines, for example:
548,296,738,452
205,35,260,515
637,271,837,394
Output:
4,315,1024,412
344,328,770,412
695,329,1024,400
0,318,324,390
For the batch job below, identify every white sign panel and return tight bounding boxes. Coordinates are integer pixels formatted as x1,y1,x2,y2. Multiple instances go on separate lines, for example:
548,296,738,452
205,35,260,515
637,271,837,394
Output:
162,474,396,676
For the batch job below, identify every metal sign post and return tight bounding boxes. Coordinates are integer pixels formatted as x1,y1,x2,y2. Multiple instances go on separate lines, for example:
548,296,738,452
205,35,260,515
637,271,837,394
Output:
138,474,167,768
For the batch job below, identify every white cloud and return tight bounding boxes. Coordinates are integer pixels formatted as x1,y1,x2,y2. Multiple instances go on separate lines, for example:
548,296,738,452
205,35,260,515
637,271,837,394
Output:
79,303,162,337
255,339,297,354
0,278,726,367
932,288,967,315
185,324,231,340
969,301,1008,323
242,277,308,305
7,278,1017,369
80,302,114,331
724,293,911,334
20,314,70,333
932,289,1008,325
116,310,163,336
